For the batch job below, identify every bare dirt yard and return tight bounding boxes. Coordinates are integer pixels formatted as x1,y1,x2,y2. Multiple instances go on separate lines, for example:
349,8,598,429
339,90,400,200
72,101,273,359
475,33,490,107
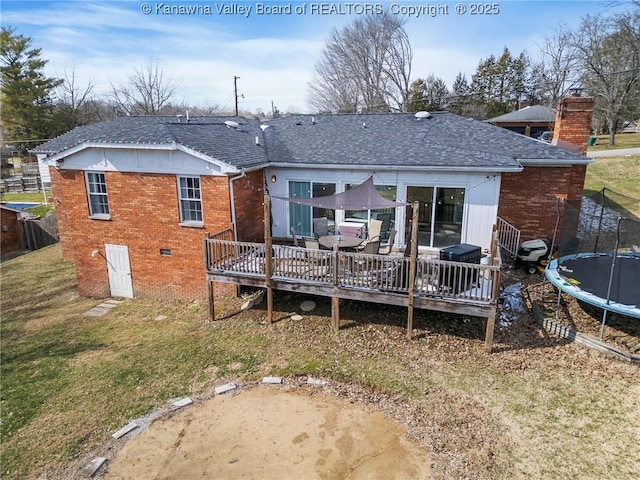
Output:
104,386,431,480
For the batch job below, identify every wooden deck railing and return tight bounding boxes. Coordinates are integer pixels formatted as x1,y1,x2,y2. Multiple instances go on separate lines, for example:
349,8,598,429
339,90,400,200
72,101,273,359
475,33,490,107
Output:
204,238,501,304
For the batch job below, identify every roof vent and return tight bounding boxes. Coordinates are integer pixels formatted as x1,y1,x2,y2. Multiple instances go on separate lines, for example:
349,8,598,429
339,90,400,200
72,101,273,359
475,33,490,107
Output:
176,114,184,123
260,124,269,131
224,120,240,129
362,122,366,128
414,111,431,119
311,117,316,125
255,136,260,146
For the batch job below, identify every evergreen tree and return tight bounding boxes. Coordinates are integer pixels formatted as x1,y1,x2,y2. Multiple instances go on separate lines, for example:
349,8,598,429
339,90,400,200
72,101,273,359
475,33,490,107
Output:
407,78,428,112
423,74,449,111
470,47,531,118
0,27,62,149
450,72,472,116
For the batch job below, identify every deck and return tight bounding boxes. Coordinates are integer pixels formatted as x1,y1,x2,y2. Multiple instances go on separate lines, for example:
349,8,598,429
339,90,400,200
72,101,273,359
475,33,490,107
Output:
204,228,502,352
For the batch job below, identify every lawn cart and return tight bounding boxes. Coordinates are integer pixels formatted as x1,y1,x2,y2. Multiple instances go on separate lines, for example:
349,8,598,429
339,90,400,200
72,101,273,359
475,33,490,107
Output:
516,238,557,274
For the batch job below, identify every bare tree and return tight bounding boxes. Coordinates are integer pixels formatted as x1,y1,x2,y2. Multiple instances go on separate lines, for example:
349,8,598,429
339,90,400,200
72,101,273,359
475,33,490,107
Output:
532,25,581,107
307,13,412,113
110,62,178,115
54,67,95,127
571,10,640,144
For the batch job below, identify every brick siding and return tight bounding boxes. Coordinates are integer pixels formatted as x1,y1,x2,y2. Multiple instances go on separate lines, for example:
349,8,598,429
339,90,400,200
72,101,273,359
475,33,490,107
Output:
1,208,22,254
499,95,593,241
232,170,265,242
499,165,587,241
51,168,256,300
552,96,595,155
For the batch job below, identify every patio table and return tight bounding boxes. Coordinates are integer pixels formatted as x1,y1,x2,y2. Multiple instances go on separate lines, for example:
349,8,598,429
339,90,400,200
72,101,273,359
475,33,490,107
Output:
318,234,363,250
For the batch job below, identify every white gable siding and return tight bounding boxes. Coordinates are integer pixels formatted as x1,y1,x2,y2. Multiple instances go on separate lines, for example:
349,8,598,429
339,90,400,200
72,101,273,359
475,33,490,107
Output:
51,147,228,176
36,154,52,189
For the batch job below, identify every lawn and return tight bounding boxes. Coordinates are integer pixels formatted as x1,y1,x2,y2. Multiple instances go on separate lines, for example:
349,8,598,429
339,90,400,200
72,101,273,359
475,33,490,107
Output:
1,192,55,217
584,155,640,217
588,132,640,151
1,245,638,480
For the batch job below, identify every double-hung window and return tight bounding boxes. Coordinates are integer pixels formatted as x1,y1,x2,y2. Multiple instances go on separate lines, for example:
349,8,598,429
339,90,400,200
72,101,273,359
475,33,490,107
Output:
86,172,109,218
178,176,203,224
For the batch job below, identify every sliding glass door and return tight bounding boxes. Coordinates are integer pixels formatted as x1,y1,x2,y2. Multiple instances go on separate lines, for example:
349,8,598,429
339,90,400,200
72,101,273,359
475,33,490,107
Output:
406,186,465,247
288,181,336,237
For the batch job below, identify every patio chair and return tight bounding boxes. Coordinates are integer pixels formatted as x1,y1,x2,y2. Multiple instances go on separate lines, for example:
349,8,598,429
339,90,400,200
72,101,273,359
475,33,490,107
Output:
312,217,329,238
378,228,397,255
362,239,380,254
303,236,329,278
303,237,320,249
355,219,383,251
290,226,300,247
376,213,392,239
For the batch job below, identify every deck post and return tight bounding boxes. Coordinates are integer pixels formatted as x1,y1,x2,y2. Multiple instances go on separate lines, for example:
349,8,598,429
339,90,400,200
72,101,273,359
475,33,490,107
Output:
406,201,419,339
484,315,496,353
207,280,215,322
263,194,274,324
331,297,340,331
485,227,501,353
331,244,340,331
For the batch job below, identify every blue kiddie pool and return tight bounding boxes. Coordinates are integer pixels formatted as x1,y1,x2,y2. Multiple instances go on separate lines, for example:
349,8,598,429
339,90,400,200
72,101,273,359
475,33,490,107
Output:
3,202,41,210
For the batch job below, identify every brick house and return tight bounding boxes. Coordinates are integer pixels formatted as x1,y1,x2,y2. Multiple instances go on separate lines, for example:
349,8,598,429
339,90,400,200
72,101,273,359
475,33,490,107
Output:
34,117,266,300
1,204,24,254
486,100,556,139
33,98,592,301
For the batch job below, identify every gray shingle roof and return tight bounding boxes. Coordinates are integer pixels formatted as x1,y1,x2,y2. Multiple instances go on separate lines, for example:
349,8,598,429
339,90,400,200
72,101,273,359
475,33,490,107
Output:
32,111,587,172
264,112,585,169
32,116,268,170
486,105,556,123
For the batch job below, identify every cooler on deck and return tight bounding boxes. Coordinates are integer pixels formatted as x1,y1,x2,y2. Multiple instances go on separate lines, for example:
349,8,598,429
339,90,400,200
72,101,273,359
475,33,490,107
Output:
439,243,482,293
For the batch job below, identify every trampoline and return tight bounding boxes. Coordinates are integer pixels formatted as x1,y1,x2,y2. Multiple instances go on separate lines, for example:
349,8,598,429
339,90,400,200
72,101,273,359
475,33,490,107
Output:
546,252,640,319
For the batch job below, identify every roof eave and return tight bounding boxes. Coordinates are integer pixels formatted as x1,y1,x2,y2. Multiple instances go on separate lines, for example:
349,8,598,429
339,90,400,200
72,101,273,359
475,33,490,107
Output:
518,157,592,166
267,162,523,173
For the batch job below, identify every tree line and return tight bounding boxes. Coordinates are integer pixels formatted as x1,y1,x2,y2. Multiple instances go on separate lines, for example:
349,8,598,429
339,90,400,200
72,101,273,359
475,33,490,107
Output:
1,5,639,151
307,8,640,145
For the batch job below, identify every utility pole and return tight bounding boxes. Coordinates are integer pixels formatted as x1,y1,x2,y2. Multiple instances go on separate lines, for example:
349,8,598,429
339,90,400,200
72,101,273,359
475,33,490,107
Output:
234,76,240,116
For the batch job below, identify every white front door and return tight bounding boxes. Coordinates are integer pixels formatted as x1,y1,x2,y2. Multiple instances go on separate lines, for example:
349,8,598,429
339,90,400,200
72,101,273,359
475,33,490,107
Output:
105,244,133,298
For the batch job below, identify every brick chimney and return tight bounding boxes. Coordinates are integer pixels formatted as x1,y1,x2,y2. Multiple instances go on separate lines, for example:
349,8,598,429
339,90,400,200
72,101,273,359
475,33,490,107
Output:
518,99,531,110
552,94,595,155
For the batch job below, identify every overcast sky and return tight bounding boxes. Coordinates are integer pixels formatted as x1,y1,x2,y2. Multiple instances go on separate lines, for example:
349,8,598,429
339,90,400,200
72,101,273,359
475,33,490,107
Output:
2,1,622,114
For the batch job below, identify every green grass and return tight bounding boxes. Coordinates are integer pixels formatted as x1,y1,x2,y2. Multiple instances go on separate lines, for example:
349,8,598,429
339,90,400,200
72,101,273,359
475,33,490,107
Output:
1,245,639,479
1,192,55,217
1,192,51,203
584,155,640,217
588,132,640,151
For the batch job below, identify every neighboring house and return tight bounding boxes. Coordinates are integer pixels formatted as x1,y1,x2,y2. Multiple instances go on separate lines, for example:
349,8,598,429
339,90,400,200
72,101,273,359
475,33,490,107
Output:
32,96,593,301
1,204,24,254
620,120,640,133
486,101,556,139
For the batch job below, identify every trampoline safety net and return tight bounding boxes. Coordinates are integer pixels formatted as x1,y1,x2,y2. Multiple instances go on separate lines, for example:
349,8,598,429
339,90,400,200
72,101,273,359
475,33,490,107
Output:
557,188,640,257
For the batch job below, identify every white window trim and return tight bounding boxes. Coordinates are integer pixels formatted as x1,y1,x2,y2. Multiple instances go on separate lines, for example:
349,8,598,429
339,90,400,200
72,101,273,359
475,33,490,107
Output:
85,171,110,219
177,175,203,226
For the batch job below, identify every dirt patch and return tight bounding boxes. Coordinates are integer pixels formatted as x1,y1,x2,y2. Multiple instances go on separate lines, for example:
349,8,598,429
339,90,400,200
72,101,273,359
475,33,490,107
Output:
102,386,430,480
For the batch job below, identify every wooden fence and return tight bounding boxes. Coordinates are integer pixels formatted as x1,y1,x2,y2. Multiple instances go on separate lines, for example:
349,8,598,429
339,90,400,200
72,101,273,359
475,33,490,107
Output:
19,214,59,250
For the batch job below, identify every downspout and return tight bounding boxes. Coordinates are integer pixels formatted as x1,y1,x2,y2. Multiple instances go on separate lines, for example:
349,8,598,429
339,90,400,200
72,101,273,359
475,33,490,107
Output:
229,171,246,242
